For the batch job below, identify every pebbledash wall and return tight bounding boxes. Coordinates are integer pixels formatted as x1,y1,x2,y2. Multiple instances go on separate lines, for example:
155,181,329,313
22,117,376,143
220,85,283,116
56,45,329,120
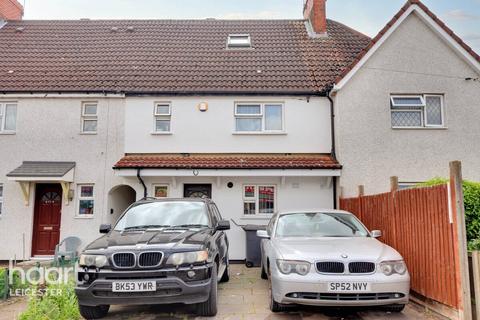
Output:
0,95,336,260
0,96,125,260
334,12,480,197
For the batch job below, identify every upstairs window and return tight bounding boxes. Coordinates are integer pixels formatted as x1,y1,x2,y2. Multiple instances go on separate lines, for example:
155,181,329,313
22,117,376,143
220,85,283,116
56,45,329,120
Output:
81,102,98,133
154,103,172,133
227,34,251,48
390,95,444,128
235,103,284,133
0,102,17,133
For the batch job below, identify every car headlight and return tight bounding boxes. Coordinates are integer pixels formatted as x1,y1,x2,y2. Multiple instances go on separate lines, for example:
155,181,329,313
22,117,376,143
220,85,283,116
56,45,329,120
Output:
379,260,407,276
79,254,108,268
276,260,311,276
167,251,208,266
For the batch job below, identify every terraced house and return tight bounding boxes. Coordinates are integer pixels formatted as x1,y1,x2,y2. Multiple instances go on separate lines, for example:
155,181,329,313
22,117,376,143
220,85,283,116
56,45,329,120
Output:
0,0,479,261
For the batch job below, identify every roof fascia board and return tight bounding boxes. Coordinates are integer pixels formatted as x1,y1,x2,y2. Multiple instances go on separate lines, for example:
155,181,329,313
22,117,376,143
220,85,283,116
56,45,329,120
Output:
334,4,480,91
333,5,416,91
0,20,7,29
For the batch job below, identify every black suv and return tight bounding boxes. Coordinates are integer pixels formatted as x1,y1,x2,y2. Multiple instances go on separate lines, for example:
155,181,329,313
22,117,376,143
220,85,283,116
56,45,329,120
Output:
75,198,230,319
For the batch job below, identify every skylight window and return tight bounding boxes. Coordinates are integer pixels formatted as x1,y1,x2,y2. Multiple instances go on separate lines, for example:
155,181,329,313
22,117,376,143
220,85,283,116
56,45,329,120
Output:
227,34,251,48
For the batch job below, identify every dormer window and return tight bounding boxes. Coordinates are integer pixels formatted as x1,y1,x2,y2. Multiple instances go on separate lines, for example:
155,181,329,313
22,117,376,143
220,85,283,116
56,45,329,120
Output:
227,34,251,48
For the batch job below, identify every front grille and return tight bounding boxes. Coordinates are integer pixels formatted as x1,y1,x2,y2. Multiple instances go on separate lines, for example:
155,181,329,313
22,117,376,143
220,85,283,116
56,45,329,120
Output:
286,292,405,301
113,253,135,268
349,262,375,274
316,262,345,274
139,252,163,267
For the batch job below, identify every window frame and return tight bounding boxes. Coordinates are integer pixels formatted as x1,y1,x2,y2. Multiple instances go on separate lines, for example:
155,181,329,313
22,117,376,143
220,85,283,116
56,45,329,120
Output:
390,94,445,129
424,94,445,128
0,184,3,216
76,184,95,218
242,184,277,216
234,102,285,134
227,34,252,49
152,184,169,198
153,102,173,134
0,102,18,134
81,102,98,134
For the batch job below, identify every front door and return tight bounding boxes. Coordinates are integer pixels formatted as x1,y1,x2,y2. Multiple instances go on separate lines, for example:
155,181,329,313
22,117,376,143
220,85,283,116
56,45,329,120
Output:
184,184,212,199
32,184,63,256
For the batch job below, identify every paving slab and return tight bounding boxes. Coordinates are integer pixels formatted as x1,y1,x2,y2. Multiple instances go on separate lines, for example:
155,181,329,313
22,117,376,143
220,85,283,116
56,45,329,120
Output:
0,264,446,320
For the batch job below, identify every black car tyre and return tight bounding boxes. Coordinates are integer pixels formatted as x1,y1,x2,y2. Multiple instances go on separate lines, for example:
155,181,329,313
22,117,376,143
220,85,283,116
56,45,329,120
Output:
382,304,406,313
197,264,218,316
260,260,268,280
79,305,110,319
269,277,288,312
220,259,230,283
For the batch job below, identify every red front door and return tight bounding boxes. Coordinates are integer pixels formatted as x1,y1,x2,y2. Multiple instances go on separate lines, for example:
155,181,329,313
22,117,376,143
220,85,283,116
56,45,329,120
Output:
32,184,63,256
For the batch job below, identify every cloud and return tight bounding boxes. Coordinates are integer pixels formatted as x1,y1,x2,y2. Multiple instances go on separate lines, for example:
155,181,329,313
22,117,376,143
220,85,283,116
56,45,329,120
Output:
214,10,284,20
463,33,480,41
443,9,480,21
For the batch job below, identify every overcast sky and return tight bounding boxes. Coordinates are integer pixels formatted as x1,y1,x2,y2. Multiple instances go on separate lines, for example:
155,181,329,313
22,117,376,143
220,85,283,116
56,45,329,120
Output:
22,0,480,52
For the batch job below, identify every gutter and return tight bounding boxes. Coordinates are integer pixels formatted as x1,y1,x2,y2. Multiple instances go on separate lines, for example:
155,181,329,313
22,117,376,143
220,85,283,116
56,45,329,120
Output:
136,168,147,198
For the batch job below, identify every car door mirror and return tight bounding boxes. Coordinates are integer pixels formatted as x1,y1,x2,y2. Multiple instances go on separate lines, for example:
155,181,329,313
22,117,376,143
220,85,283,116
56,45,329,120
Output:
371,230,382,238
216,220,230,231
99,224,112,234
257,230,270,239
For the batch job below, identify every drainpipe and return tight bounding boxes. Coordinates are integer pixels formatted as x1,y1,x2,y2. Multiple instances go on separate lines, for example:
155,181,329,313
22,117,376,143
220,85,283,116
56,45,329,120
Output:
327,87,338,209
136,168,147,198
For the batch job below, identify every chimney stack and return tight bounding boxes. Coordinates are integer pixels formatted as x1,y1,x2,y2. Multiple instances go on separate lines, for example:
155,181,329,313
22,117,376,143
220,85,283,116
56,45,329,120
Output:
0,0,24,21
303,0,327,35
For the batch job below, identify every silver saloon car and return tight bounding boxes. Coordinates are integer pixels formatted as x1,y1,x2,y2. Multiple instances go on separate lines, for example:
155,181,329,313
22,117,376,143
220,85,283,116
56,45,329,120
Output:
258,210,410,313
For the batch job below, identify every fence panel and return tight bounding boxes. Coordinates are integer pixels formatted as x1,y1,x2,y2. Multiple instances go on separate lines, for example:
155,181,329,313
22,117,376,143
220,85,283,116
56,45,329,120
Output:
340,184,459,309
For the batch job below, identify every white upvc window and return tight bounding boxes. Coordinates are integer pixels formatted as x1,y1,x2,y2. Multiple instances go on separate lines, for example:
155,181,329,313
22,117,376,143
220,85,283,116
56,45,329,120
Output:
0,184,3,216
390,95,445,128
77,184,94,216
243,185,276,215
227,34,251,48
81,102,98,133
154,102,172,133
234,103,284,133
0,102,17,133
153,184,169,198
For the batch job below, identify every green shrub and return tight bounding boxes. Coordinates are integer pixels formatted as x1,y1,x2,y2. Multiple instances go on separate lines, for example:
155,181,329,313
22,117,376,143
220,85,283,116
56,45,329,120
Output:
417,178,480,250
19,281,80,320
0,268,6,298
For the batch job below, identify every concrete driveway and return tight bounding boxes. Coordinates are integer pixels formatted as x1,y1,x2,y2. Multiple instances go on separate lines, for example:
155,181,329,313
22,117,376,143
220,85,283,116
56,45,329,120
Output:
103,264,443,320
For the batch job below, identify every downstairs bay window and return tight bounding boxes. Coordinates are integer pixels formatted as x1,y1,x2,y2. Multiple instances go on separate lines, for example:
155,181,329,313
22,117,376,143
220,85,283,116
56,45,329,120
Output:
243,185,276,215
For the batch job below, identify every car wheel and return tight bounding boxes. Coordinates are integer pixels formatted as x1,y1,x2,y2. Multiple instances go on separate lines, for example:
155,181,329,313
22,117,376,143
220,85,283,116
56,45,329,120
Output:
197,264,218,317
260,260,268,280
382,304,406,313
220,259,230,283
79,305,110,319
269,277,288,313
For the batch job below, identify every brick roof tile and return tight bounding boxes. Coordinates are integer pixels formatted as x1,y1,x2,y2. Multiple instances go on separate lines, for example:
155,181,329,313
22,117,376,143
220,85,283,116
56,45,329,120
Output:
114,154,341,170
0,19,369,94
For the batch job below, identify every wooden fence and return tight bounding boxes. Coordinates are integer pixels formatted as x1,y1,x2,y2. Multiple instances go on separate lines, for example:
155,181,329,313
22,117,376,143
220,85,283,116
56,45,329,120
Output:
340,184,460,309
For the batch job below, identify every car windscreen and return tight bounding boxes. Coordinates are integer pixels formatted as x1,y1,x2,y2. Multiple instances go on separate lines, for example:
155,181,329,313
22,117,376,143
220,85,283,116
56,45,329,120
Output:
275,212,369,238
114,201,210,231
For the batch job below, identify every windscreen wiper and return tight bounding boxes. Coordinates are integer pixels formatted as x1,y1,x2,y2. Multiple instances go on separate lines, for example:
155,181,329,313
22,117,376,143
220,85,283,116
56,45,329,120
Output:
123,225,171,231
167,224,210,229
